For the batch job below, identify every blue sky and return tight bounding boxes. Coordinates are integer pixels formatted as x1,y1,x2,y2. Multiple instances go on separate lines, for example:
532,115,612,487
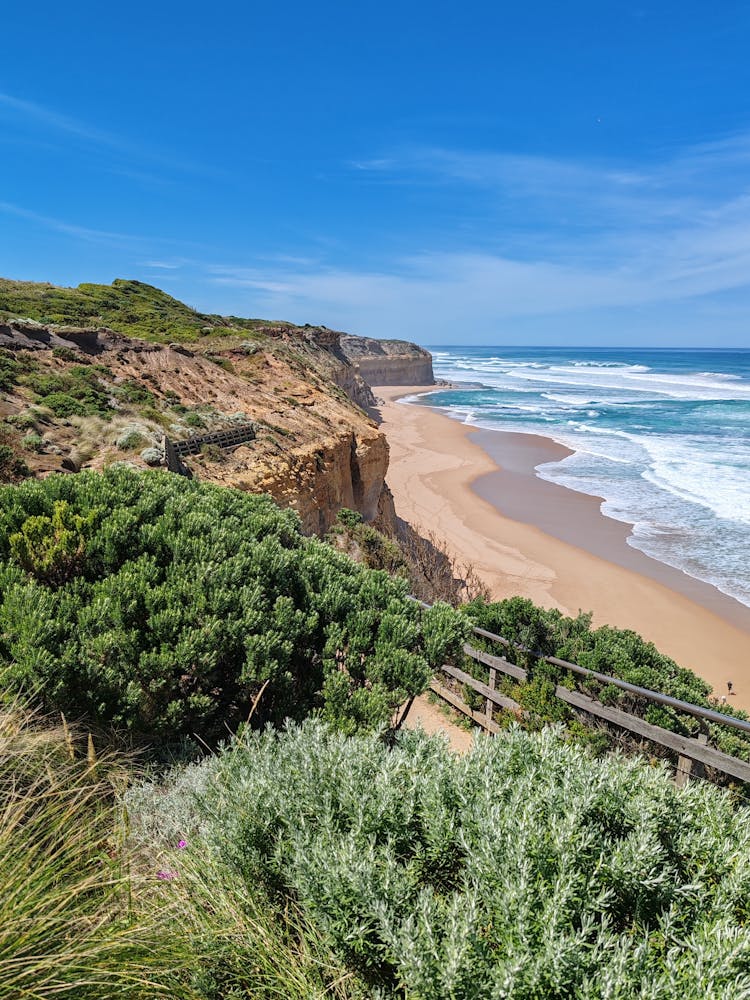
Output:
3,1,750,346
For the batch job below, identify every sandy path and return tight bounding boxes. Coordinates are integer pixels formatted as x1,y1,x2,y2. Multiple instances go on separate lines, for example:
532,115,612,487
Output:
400,694,474,753
374,385,750,711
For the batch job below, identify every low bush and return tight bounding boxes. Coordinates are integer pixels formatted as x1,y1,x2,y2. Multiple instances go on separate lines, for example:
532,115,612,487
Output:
115,378,155,406
0,351,36,392
130,720,750,999
22,432,44,452
116,429,147,450
0,469,465,742
0,426,30,483
23,365,112,418
199,443,224,462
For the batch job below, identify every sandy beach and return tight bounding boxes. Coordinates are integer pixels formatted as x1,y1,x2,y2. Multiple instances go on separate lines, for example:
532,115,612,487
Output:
374,384,750,711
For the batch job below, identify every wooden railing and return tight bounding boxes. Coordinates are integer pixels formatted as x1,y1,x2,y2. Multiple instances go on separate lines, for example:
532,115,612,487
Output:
163,423,256,473
414,599,750,786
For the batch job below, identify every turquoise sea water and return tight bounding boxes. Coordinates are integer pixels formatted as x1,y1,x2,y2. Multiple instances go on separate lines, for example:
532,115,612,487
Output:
410,347,750,608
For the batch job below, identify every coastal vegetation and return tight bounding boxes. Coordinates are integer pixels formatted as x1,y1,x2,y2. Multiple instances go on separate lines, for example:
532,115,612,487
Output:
461,597,750,761
1,468,750,997
0,277,275,343
129,721,750,999
0,469,464,742
2,277,750,995
6,696,749,999
0,700,359,999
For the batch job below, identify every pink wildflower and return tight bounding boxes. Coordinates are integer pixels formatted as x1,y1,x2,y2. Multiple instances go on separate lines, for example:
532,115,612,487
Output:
178,839,187,849
157,869,178,880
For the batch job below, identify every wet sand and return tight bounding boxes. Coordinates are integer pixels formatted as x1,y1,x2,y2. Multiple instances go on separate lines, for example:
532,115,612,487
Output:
374,384,750,710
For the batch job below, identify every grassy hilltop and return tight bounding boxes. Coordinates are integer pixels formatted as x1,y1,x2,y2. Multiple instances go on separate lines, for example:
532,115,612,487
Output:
0,277,277,343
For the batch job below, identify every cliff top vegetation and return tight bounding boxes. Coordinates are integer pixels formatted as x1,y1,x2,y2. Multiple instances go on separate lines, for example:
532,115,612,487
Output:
0,277,283,344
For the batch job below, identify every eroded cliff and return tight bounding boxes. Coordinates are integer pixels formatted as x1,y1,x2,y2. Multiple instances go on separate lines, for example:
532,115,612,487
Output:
338,334,434,386
0,278,427,533
0,320,392,533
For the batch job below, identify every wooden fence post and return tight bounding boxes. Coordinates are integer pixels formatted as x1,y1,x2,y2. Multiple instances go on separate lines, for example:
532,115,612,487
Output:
486,667,496,724
675,732,708,787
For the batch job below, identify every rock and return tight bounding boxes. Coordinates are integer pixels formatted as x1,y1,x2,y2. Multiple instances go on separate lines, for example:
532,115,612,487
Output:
140,447,164,466
338,334,434,385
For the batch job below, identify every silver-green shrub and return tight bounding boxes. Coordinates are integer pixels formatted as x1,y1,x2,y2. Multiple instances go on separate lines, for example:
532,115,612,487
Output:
130,722,750,998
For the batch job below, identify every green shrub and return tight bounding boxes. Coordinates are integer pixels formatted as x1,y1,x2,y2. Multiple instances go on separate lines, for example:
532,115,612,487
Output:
184,411,206,428
206,355,234,373
22,432,44,452
199,443,223,462
130,721,750,999
51,345,87,363
23,365,112,418
330,512,408,577
0,470,465,742
0,351,37,392
7,409,40,431
9,499,98,587
115,378,154,406
336,508,363,529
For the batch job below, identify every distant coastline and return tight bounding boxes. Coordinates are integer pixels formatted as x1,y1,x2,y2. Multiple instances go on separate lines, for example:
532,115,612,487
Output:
375,383,750,711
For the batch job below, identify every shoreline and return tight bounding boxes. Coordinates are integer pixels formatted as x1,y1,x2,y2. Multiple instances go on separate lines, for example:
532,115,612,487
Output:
373,384,750,710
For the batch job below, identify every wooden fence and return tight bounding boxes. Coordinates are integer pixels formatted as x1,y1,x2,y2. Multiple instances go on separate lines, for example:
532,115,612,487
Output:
416,602,750,786
163,422,256,473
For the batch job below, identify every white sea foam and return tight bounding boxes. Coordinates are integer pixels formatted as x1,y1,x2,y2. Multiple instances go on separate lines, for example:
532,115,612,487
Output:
426,347,750,607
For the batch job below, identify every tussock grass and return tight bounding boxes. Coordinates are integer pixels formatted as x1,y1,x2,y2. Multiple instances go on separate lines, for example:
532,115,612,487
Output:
139,846,366,999
0,701,173,998
0,701,364,999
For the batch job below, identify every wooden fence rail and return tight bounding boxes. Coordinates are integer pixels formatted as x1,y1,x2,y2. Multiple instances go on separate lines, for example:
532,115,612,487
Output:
163,422,257,473
168,423,256,457
410,598,750,786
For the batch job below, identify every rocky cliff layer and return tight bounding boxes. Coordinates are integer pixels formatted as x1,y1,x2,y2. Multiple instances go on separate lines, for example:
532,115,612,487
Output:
338,334,434,386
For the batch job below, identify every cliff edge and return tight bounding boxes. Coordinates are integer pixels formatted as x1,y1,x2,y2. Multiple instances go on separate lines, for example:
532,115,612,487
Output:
0,278,430,534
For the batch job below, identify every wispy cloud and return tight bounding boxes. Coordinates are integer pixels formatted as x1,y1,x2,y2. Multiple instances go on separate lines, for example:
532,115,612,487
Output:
0,92,122,147
0,202,205,256
209,128,750,343
140,259,185,270
0,90,227,180
0,201,148,246
347,135,750,232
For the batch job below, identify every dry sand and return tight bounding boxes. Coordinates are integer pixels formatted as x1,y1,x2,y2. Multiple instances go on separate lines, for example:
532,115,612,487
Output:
374,385,750,711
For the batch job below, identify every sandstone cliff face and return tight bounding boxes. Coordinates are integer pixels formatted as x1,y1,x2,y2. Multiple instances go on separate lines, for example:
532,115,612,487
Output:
0,321,391,534
338,334,434,386
213,428,389,534
0,295,436,534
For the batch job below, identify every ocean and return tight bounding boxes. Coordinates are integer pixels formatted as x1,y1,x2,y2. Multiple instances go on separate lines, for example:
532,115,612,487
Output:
410,347,750,609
